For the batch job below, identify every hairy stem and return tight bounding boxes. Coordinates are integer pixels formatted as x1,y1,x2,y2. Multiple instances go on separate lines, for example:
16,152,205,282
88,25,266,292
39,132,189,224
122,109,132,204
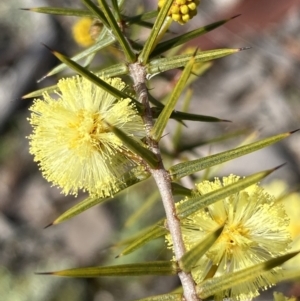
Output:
129,62,200,301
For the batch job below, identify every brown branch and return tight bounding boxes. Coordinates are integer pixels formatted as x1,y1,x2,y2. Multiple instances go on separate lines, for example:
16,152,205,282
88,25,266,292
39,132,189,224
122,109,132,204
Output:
129,62,200,301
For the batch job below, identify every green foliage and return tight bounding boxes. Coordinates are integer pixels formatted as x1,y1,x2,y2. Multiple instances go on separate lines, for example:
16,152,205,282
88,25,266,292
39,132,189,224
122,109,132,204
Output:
38,261,178,277
23,1,300,301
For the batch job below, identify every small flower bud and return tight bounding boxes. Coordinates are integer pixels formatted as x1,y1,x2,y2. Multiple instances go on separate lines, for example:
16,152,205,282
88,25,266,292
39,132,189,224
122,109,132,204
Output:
72,17,96,47
157,0,201,25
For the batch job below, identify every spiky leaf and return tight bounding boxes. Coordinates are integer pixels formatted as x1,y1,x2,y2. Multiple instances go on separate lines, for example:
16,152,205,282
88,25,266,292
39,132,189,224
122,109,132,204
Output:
47,167,150,226
23,63,129,99
151,107,229,123
151,54,195,141
177,166,278,219
197,251,300,299
21,7,95,17
44,29,115,78
118,220,167,257
169,131,297,181
107,123,159,168
48,48,142,109
133,293,183,301
151,15,240,57
179,225,224,272
38,261,178,277
138,0,173,64
97,0,135,62
147,48,242,76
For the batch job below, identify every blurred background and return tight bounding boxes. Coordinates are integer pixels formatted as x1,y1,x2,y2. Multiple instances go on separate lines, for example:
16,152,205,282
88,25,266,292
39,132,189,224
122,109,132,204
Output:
0,0,300,300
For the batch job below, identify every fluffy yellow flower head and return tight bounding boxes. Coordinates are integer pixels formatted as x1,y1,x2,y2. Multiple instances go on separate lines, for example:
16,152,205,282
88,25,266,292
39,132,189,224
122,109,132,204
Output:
72,18,95,47
166,175,291,301
158,0,200,25
28,76,145,197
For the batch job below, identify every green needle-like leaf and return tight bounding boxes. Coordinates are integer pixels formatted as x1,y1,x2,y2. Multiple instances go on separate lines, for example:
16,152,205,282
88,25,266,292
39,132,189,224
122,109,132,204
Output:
37,261,178,277
125,10,158,24
151,107,229,123
83,52,96,68
107,123,159,168
111,0,121,21
48,48,142,109
138,0,173,64
169,130,297,180
148,94,164,108
21,7,95,17
151,54,195,141
174,129,250,153
151,15,240,57
43,29,115,78
149,93,226,123
97,0,135,62
81,0,109,27
22,85,57,99
197,251,300,299
134,293,183,301
46,196,108,228
177,166,279,219
171,183,193,197
23,63,129,99
96,62,129,77
147,48,242,76
46,167,150,227
179,225,224,272
118,220,167,256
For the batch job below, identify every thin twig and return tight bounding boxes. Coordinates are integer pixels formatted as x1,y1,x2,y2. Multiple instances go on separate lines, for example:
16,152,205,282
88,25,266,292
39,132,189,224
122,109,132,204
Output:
129,62,200,301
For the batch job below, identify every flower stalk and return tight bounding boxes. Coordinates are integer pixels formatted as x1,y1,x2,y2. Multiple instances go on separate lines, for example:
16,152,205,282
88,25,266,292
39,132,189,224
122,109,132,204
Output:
129,62,200,301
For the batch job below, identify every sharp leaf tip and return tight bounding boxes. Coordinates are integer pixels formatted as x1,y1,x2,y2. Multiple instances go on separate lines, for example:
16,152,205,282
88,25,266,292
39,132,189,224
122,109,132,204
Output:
274,163,287,171
44,222,53,229
290,128,300,134
35,271,53,275
231,14,241,19
41,43,53,52
239,46,252,51
37,74,48,83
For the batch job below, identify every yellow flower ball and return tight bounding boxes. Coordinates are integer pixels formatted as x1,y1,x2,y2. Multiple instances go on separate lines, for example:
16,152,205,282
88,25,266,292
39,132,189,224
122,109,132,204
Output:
158,0,200,25
166,175,291,301
28,76,145,197
72,18,95,47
